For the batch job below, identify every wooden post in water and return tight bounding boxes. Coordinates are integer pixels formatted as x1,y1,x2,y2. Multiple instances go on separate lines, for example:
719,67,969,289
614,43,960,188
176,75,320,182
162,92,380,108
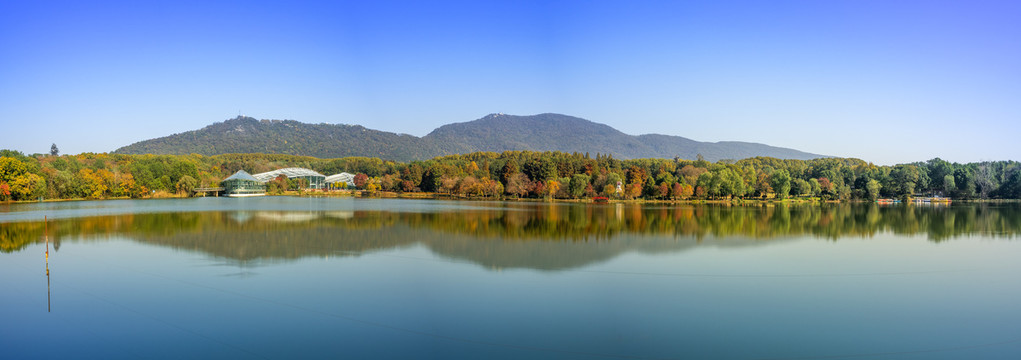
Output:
45,216,51,313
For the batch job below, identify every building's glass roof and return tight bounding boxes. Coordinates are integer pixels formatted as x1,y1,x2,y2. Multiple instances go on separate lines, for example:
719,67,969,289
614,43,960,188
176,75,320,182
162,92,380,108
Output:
223,170,259,182
252,168,326,182
325,172,355,184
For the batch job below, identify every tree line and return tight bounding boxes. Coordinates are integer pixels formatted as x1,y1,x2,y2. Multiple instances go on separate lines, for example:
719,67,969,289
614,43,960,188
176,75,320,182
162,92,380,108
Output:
1,149,1019,201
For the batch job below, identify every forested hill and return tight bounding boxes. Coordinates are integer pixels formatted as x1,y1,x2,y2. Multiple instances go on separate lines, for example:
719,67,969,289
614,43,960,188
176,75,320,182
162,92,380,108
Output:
113,113,827,162
113,117,446,161
425,113,826,161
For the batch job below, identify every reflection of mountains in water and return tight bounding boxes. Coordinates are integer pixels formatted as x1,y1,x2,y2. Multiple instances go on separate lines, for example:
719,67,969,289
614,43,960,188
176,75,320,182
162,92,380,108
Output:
3,203,1020,270
150,215,787,271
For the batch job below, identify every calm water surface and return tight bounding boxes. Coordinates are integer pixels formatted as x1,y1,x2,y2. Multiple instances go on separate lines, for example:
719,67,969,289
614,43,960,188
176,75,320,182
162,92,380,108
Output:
2,197,1021,359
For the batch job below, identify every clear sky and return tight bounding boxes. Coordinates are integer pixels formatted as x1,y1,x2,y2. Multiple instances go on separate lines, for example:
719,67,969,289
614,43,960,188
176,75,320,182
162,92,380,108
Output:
2,0,1018,165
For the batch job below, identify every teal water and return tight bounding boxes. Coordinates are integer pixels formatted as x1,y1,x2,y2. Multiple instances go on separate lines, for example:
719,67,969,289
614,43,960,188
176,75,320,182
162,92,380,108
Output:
2,198,1020,359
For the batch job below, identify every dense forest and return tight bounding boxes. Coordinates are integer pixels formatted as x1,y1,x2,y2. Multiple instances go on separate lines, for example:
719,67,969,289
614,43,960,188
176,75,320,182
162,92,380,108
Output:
1,149,1019,202
112,114,824,162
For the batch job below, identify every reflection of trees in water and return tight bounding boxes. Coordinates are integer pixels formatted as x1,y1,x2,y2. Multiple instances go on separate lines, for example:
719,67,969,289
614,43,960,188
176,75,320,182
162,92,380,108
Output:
402,203,1021,243
2,203,1019,269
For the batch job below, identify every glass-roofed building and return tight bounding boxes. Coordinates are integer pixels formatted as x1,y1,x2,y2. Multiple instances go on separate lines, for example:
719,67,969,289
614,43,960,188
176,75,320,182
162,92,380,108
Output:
325,172,356,189
253,168,327,189
221,170,267,197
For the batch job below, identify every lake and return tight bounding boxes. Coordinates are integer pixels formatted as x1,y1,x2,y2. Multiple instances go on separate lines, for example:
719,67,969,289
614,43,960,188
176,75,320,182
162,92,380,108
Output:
2,197,1021,359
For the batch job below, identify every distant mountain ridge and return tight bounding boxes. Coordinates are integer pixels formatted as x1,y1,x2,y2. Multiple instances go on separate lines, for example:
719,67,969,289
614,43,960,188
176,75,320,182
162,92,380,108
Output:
113,113,827,162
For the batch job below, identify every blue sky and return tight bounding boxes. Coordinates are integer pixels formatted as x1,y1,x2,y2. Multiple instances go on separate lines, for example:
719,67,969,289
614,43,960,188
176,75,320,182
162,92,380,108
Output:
1,0,1018,165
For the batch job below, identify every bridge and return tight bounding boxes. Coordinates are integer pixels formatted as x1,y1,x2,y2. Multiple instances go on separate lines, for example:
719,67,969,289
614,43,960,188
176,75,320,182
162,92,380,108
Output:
192,187,224,196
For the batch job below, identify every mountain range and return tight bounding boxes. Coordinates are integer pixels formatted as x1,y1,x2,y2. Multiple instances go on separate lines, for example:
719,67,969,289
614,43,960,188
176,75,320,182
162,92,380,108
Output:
113,113,827,162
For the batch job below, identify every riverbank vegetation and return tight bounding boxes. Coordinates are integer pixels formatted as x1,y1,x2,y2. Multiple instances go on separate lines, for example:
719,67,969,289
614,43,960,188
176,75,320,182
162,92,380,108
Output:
1,149,1019,202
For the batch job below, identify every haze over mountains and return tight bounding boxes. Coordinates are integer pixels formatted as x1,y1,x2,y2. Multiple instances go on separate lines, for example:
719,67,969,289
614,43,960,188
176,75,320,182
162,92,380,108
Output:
114,113,827,162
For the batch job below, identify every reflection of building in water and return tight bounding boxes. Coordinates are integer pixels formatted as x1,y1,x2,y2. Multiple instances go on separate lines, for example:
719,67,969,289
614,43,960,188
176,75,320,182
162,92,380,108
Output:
255,212,320,223
324,211,354,220
229,212,256,223
255,211,355,222
230,211,356,223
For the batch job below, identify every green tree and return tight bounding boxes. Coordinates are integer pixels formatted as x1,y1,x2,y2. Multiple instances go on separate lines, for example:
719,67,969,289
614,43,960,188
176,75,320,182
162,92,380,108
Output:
769,170,791,200
942,174,955,196
866,179,882,201
996,167,1021,198
522,157,555,180
953,168,976,199
606,173,623,194
926,158,953,193
655,171,675,185
568,174,591,199
48,170,74,198
176,175,198,195
892,164,920,197
791,178,811,197
809,178,821,197
523,158,557,182
642,176,658,198
720,168,747,198
836,184,852,200
158,175,173,192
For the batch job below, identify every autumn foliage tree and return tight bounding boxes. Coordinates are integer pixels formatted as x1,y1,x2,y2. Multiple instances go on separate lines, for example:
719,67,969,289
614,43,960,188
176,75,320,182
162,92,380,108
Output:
0,183,11,201
504,173,529,197
353,173,369,189
818,177,833,196
0,157,28,184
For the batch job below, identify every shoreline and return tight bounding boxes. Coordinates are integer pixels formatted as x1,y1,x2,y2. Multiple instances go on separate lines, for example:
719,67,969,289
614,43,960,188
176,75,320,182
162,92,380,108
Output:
6,191,1017,206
